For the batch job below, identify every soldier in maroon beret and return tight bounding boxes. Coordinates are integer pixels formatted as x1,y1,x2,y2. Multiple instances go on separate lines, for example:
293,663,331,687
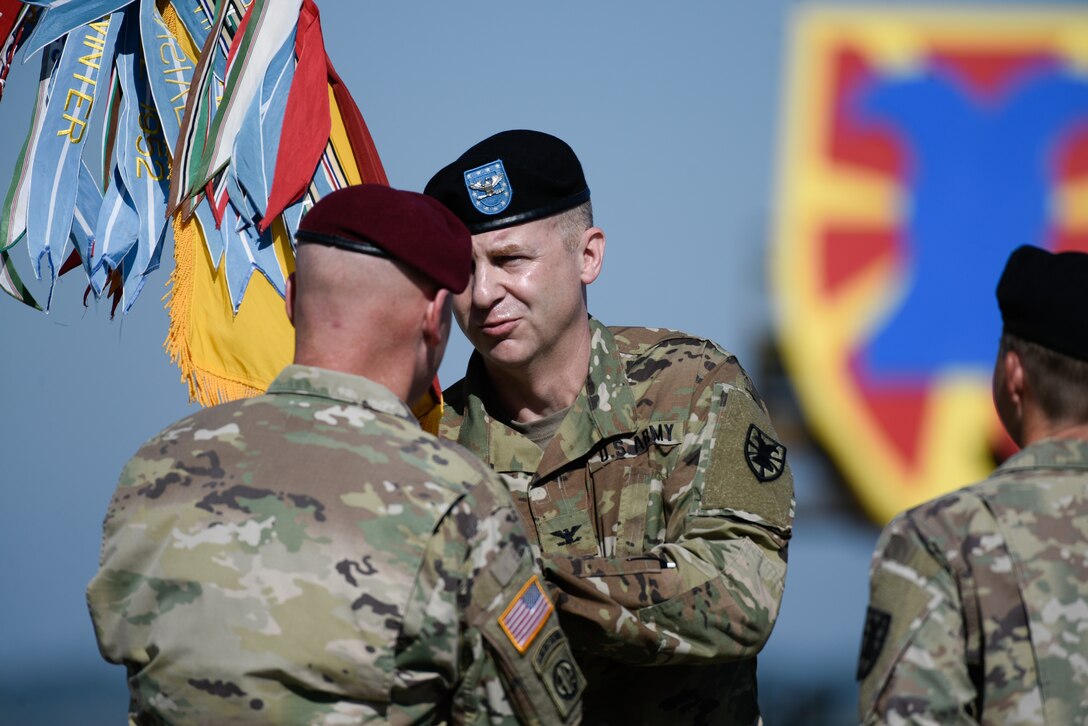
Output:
88,184,583,725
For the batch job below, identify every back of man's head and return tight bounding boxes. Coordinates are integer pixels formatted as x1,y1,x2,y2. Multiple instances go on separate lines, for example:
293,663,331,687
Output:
996,245,1088,427
288,185,471,402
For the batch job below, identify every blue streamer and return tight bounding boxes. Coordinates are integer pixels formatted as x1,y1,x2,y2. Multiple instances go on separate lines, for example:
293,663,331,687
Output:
25,11,121,291
1,37,60,252
139,1,195,156
70,159,103,280
19,0,133,61
114,7,170,309
90,166,139,296
220,204,287,312
169,0,215,59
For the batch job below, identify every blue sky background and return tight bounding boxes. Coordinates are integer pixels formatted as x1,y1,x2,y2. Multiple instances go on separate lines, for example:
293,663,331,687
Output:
0,2,1064,723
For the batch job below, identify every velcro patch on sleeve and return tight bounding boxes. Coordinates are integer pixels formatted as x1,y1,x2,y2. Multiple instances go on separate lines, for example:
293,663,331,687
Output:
857,606,892,680
498,575,554,654
700,384,794,530
532,627,584,718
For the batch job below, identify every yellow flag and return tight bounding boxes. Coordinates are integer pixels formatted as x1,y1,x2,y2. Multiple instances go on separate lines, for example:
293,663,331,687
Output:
164,215,295,406
160,3,443,431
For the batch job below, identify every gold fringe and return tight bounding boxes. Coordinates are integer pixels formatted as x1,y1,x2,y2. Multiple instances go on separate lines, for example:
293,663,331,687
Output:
163,215,266,407
163,214,197,400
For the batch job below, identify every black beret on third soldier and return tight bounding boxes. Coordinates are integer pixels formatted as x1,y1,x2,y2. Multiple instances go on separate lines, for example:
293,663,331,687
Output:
424,129,590,234
295,184,472,293
997,244,1088,362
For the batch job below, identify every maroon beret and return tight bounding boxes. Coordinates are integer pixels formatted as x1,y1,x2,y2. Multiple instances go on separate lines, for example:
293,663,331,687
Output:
296,184,472,293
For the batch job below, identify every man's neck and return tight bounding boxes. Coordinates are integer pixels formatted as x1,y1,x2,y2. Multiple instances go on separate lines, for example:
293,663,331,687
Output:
1021,419,1088,447
484,322,593,424
1016,399,1088,447
294,347,415,404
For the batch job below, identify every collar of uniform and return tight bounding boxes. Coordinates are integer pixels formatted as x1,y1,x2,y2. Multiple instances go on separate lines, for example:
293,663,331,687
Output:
535,318,638,477
998,437,1088,472
267,364,417,423
457,354,544,473
456,318,639,477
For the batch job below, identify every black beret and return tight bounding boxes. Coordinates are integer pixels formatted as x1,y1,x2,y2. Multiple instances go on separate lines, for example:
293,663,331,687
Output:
997,245,1088,362
295,184,471,293
424,129,590,234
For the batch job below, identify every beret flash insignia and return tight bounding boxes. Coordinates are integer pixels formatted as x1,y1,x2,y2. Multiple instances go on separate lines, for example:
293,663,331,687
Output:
464,159,512,215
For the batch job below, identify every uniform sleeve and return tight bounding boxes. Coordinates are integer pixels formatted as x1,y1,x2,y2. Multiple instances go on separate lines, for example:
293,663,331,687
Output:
541,353,794,666
857,515,978,725
396,468,584,725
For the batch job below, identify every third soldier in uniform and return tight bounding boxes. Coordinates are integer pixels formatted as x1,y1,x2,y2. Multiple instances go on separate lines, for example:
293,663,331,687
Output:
425,130,794,725
858,245,1088,724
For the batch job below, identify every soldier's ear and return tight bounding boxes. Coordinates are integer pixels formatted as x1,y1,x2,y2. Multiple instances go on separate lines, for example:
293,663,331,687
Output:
1004,348,1025,403
995,348,1026,444
422,288,451,347
285,272,297,327
579,227,605,285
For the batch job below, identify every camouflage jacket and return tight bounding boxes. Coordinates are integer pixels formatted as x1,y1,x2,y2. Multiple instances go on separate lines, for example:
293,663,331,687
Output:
87,365,583,725
858,437,1088,725
442,320,794,725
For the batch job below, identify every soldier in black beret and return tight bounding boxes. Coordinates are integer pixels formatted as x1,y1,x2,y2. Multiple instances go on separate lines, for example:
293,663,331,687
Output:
425,130,591,234
994,244,1088,438
426,131,794,725
858,245,1088,723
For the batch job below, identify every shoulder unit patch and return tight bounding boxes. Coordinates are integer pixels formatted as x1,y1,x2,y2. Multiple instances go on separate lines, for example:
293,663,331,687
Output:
499,575,553,654
745,424,787,482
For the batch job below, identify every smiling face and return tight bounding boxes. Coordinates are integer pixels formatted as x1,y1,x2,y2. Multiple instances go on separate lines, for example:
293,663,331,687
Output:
454,213,603,374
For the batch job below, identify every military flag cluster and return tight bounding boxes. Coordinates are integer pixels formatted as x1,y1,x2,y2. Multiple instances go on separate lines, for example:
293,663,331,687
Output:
0,0,406,412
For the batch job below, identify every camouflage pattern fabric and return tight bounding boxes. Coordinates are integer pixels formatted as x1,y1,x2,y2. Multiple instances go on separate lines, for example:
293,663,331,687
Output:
442,319,795,725
87,364,584,725
858,437,1088,725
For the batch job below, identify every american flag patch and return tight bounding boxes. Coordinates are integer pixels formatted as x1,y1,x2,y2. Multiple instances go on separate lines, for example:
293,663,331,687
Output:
498,576,553,654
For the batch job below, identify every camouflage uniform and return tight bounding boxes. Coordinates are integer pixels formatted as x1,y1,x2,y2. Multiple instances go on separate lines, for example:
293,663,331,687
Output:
87,365,583,725
858,438,1088,725
442,319,795,725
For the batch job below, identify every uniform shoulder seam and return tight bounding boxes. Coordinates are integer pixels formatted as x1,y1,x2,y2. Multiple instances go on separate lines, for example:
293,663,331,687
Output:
610,325,734,359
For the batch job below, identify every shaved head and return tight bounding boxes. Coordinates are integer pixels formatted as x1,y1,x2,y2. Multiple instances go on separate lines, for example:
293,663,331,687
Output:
288,243,451,404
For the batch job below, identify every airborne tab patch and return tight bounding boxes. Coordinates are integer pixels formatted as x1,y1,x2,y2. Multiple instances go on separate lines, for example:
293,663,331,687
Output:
499,576,553,654
532,628,585,717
